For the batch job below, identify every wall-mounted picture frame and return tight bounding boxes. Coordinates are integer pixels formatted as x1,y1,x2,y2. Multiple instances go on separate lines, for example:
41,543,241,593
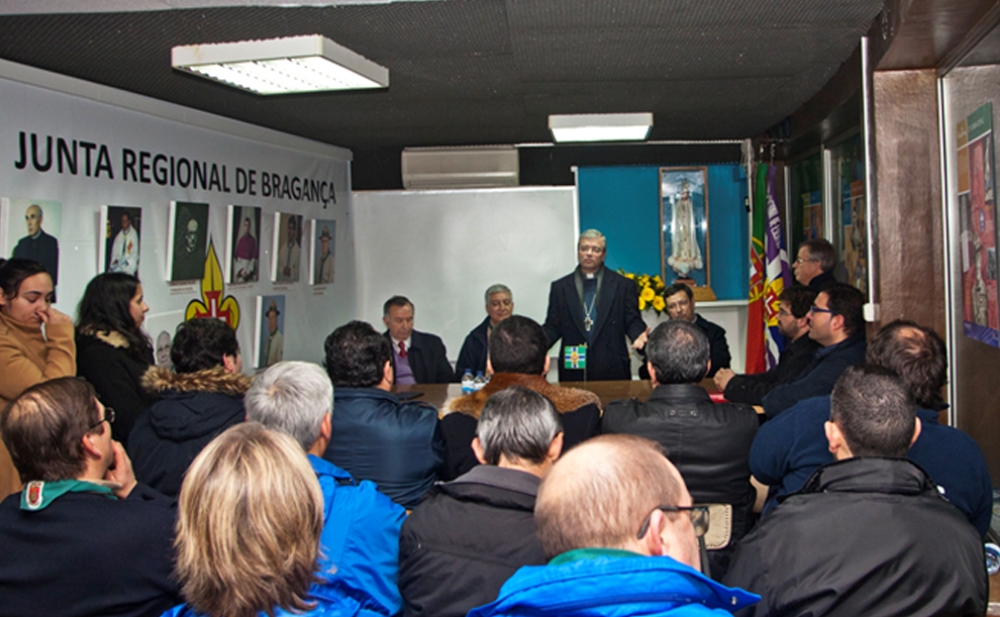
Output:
660,166,709,288
255,294,285,369
310,218,336,285
167,201,209,282
100,205,142,275
1,196,62,287
226,205,261,284
271,212,303,283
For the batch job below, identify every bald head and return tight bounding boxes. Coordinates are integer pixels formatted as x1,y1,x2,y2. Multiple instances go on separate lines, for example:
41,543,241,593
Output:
535,435,697,566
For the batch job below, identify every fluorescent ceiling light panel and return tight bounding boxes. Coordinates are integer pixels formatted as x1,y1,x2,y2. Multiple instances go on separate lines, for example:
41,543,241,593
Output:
172,35,389,95
548,113,653,142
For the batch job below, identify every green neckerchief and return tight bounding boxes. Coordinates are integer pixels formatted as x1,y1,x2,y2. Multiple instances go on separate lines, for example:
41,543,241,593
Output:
21,479,116,511
549,547,643,565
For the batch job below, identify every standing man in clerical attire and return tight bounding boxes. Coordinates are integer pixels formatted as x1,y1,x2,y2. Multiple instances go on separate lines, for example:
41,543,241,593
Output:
13,204,59,286
543,229,647,382
109,211,139,275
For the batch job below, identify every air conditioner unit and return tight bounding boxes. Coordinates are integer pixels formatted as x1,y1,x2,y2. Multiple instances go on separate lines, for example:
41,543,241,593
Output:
401,146,519,189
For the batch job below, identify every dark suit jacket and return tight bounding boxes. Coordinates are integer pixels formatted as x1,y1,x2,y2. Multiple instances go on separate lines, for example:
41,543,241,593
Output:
693,314,731,378
543,266,646,382
722,334,820,405
13,230,59,285
454,317,490,380
386,329,455,384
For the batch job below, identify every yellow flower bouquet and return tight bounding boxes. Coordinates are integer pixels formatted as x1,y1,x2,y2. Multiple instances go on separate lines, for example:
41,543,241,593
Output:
619,269,667,315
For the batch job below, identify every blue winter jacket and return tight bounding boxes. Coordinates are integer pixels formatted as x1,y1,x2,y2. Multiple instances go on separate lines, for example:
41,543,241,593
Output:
309,455,406,616
161,577,361,617
466,552,758,617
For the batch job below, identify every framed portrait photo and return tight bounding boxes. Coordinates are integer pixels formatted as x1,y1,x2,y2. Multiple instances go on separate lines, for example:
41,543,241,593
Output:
1,197,62,287
660,166,710,288
100,205,142,275
226,205,261,284
167,201,209,282
271,212,303,283
255,294,285,369
310,218,336,285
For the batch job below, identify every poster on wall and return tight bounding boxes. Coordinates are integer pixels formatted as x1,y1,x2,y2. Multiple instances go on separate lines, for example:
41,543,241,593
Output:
957,102,999,347
226,205,262,284
802,191,823,240
255,294,285,369
311,218,336,285
272,212,303,283
1,197,61,287
167,201,209,282
143,310,185,372
842,181,867,293
660,167,709,288
99,205,142,275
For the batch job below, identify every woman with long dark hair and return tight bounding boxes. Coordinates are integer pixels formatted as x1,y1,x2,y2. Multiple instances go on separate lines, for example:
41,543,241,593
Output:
0,257,76,497
76,272,152,447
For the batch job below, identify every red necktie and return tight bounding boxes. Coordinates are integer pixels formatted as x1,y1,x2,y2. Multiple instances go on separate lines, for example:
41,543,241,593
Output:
399,341,407,358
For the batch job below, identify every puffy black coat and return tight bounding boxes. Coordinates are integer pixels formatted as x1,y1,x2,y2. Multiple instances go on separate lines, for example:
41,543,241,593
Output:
724,457,988,617
398,466,546,617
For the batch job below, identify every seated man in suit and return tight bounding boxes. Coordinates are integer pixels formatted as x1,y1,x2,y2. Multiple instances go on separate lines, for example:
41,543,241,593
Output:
454,283,514,379
246,361,407,617
400,387,561,617
441,315,601,480
750,320,993,535
792,238,838,290
761,283,866,418
383,295,454,384
713,286,820,405
726,366,987,617
602,319,758,580
323,320,444,508
467,434,759,617
662,283,730,378
0,377,181,617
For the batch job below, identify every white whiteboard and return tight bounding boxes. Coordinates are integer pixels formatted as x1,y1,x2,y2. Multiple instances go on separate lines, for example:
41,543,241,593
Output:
351,187,578,362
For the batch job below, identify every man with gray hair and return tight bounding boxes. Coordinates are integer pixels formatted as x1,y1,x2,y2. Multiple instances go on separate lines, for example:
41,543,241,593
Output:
455,283,514,379
793,238,837,290
400,386,563,617
245,361,406,617
543,229,648,381
467,434,758,617
602,319,757,579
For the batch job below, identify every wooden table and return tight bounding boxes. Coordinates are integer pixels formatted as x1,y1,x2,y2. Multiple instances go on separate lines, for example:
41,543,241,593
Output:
394,378,721,412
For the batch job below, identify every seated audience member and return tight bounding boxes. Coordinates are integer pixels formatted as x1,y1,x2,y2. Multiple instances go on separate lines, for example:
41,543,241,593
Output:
442,315,600,480
245,361,406,617
383,295,454,384
75,272,153,449
662,283,731,377
792,238,837,290
163,423,362,617
0,377,180,617
725,366,987,617
467,434,759,617
455,283,514,379
761,283,866,418
400,386,562,617
750,320,993,534
129,317,249,497
0,258,76,498
322,320,443,508
603,319,758,579
714,286,820,405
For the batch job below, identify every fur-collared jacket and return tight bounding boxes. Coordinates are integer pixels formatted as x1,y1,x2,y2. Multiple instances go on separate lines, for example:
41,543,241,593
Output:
76,329,154,449
128,366,252,497
439,373,602,480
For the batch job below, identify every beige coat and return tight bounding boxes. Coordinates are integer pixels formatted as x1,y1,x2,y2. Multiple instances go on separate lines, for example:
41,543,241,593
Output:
0,312,76,499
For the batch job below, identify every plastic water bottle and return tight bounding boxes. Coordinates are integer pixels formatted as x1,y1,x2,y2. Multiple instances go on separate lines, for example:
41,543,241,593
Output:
461,370,475,394
473,371,487,391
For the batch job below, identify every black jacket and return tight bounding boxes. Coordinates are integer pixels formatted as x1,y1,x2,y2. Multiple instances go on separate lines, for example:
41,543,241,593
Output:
722,334,820,405
0,483,180,617
543,266,646,382
76,330,154,449
694,314,731,378
386,329,455,384
761,331,866,418
399,466,546,617
602,383,758,579
807,270,837,291
129,366,250,497
724,457,988,617
454,317,490,379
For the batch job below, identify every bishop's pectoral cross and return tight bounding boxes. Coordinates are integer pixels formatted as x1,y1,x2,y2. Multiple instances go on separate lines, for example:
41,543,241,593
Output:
584,316,594,332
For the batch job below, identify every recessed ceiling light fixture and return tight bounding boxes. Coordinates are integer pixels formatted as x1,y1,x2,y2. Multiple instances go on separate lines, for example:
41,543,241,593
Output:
171,34,389,95
548,112,653,142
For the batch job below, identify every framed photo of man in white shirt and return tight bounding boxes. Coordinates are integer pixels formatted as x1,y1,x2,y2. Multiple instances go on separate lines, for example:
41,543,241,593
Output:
100,205,142,275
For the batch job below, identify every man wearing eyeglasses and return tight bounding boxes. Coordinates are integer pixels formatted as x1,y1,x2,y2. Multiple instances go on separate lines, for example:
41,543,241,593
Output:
0,377,181,617
761,283,866,418
792,238,837,290
714,286,820,405
602,319,758,580
467,434,759,617
725,366,987,617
